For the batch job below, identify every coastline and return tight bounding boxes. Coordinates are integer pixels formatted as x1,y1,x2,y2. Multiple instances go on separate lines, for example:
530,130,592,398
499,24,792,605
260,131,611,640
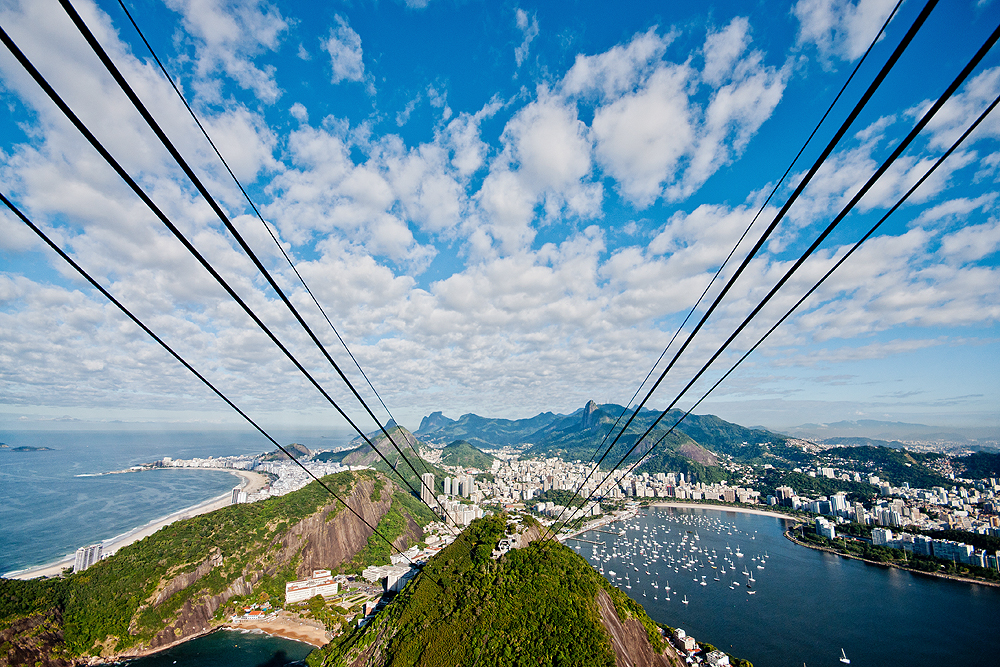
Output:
648,501,797,521
223,612,331,647
783,529,1000,589
5,469,267,580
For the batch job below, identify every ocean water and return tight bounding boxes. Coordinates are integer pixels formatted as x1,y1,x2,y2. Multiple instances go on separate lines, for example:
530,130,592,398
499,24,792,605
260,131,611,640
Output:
122,629,313,667
575,506,1000,667
0,428,350,574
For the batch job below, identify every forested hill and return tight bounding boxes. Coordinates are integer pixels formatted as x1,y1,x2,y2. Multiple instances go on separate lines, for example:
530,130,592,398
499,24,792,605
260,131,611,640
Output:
312,426,451,497
309,513,684,667
438,440,495,470
0,470,433,666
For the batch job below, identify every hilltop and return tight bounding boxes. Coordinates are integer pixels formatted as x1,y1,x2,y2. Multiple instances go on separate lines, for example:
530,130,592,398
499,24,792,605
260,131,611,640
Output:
313,426,451,496
260,442,312,461
0,470,433,666
438,440,496,470
309,513,684,667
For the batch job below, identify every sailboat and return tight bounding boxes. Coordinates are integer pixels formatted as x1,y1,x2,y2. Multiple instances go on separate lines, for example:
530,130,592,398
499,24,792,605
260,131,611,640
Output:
839,649,850,664
682,595,689,604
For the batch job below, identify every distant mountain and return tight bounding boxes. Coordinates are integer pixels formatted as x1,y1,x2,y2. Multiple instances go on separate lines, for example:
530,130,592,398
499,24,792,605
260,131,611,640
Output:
260,442,311,461
781,420,1000,447
416,410,560,449
439,440,495,470
417,401,792,483
310,513,684,667
817,436,909,450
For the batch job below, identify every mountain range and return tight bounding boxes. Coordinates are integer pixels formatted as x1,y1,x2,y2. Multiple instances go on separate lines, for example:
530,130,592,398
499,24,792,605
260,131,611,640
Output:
780,420,1000,449
416,400,801,483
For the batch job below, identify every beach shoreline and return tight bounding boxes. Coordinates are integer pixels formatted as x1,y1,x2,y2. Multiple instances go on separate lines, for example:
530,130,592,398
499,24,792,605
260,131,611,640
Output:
223,613,331,647
648,501,797,521
784,529,1000,589
4,469,267,580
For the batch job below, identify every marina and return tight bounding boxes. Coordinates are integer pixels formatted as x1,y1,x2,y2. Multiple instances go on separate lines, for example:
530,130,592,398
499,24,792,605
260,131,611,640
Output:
572,505,1000,667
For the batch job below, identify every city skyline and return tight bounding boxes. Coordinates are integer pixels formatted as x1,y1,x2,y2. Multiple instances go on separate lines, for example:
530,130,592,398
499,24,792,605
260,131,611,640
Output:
0,0,998,434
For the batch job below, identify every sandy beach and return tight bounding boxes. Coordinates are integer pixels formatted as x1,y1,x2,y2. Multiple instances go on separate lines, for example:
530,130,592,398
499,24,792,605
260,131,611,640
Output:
225,611,331,647
6,469,267,580
649,501,797,521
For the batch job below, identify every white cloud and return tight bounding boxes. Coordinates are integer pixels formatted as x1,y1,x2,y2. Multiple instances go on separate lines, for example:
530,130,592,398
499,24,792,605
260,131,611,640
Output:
702,17,751,86
514,9,539,68
475,91,601,252
915,193,996,225
322,15,366,86
290,102,308,123
584,23,785,206
165,0,287,103
592,64,695,206
917,67,1000,150
562,28,671,100
939,218,1000,263
678,50,787,199
792,0,898,61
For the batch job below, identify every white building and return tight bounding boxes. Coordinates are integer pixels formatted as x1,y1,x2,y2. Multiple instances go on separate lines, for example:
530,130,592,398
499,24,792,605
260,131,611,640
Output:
73,544,103,572
285,569,338,603
420,472,436,506
815,517,837,540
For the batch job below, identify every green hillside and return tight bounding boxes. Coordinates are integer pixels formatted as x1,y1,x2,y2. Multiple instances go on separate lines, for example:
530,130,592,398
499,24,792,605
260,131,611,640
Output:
416,411,559,449
309,514,670,667
819,446,952,489
313,426,450,497
439,440,496,470
955,452,1000,479
0,470,431,663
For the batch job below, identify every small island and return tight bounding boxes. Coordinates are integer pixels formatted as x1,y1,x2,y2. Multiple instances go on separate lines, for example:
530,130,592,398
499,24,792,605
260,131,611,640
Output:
7,446,54,452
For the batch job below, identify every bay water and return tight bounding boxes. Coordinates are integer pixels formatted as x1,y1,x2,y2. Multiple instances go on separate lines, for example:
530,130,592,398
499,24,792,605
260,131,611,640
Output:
0,428,349,574
122,629,313,667
574,505,1000,667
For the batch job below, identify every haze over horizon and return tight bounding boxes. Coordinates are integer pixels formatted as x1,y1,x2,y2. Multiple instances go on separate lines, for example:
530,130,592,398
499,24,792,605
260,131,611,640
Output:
1,0,998,436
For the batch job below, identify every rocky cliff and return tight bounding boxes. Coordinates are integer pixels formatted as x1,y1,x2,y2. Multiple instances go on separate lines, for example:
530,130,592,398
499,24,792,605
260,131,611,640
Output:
0,471,429,666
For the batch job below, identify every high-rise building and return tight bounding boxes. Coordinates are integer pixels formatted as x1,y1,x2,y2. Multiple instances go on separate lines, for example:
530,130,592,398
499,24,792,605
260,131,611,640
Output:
420,472,436,506
443,476,452,495
73,544,103,572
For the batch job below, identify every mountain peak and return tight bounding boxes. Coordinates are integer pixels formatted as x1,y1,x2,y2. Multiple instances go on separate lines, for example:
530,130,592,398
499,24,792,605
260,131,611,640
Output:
583,399,600,429
418,410,454,433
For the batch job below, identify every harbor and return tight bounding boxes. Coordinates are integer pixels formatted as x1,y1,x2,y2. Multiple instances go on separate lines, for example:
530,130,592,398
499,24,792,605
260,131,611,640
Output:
570,504,1000,667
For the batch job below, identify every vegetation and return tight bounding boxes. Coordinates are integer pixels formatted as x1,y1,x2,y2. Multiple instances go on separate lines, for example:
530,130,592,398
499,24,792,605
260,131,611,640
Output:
534,488,587,508
638,447,729,484
311,514,667,667
794,526,1000,583
820,446,953,489
0,470,429,661
439,439,496,470
756,470,876,502
955,451,1000,479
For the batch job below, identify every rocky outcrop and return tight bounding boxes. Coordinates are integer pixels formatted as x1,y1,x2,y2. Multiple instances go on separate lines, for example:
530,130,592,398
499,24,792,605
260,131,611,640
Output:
595,589,684,667
293,478,395,577
0,609,70,667
152,550,223,606
417,411,454,433
676,442,718,466
582,399,601,430
135,475,426,655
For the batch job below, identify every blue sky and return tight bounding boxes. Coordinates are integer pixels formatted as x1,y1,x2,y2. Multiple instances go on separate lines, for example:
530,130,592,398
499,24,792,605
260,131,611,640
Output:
0,0,997,434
